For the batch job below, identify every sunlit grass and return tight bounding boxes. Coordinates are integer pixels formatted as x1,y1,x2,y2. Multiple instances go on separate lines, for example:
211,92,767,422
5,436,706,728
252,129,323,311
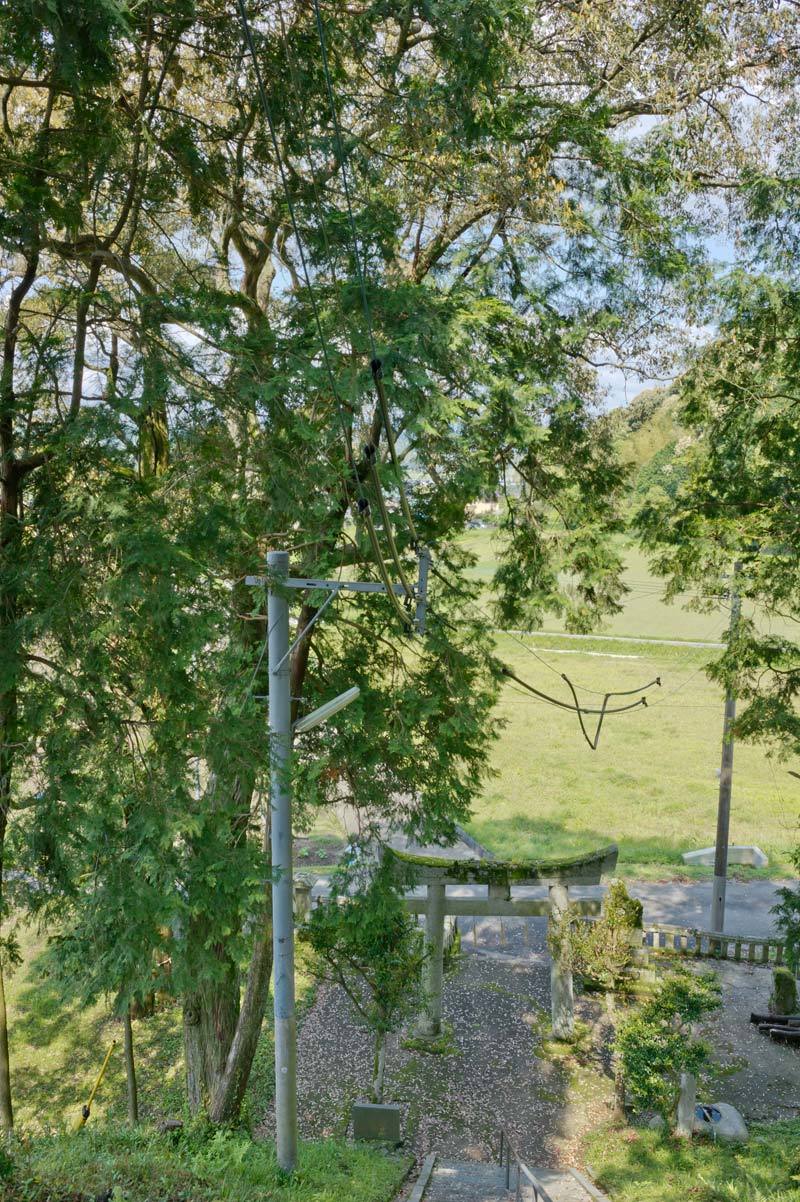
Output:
5,924,315,1133
467,632,799,877
585,1120,800,1201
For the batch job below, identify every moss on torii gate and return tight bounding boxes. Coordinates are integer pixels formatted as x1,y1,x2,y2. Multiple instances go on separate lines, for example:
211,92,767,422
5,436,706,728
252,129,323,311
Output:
387,843,619,1042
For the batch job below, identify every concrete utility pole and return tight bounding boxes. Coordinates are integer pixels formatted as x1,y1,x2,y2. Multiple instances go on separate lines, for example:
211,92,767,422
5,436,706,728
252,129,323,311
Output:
247,549,426,1173
710,562,742,935
268,550,297,1173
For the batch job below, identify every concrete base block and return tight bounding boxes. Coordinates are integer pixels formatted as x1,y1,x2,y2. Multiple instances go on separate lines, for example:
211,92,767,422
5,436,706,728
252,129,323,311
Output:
682,845,768,868
352,1101,402,1144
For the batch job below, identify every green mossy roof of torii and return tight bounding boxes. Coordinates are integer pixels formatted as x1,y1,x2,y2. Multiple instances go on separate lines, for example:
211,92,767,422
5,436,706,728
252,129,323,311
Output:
386,843,619,886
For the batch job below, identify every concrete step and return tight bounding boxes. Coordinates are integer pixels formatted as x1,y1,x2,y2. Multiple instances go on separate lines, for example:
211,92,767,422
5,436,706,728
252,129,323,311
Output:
422,1158,510,1201
520,1166,607,1202
404,1156,606,1202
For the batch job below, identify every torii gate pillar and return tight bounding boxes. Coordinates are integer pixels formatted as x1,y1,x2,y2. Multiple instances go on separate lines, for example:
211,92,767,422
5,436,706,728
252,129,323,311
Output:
549,882,574,1040
418,882,446,1037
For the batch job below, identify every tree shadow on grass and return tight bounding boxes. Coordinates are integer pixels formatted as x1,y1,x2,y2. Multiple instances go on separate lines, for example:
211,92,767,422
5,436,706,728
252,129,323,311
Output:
467,815,699,875
9,938,184,1128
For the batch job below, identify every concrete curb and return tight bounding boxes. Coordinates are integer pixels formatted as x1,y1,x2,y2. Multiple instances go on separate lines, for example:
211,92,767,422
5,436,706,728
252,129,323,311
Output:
454,824,494,860
405,1153,436,1202
571,1166,611,1200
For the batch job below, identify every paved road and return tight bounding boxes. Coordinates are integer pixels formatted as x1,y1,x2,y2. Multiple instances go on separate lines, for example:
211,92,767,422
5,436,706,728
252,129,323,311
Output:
312,876,793,938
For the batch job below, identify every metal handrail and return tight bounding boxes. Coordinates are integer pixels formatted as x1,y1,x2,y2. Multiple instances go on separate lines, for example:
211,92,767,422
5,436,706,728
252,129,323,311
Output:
498,1126,556,1202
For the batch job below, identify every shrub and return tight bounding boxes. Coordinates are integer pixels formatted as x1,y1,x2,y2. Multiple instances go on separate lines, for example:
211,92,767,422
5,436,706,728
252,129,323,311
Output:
549,880,642,994
299,861,425,1103
615,968,721,1129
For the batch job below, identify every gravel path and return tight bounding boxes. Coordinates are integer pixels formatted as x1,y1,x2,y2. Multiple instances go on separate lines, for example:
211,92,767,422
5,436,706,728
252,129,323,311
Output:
697,959,800,1121
261,947,615,1170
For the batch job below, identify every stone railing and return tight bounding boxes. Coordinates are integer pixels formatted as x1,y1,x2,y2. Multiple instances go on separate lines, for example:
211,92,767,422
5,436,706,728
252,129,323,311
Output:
643,922,787,966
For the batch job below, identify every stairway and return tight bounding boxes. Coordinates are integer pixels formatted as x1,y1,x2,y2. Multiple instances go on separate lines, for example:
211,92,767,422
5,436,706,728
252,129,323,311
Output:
405,1155,607,1202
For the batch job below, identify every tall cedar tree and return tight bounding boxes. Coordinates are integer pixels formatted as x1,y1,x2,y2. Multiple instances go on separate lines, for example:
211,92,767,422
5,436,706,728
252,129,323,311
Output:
1,1,798,1125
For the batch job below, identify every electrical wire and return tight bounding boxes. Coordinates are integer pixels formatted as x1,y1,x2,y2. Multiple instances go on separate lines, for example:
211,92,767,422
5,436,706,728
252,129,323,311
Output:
236,0,413,629
310,0,420,551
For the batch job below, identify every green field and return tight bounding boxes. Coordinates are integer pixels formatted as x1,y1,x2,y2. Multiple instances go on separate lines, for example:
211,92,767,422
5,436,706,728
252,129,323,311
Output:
461,526,794,644
460,528,799,877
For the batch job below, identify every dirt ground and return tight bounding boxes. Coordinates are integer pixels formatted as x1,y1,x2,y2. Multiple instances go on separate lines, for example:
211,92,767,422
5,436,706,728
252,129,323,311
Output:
696,958,800,1121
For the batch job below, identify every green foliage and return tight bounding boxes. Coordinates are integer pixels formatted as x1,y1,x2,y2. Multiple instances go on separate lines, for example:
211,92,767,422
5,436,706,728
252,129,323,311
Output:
587,1118,800,1202
615,969,721,1127
637,273,800,760
770,967,798,1017
2,1123,409,1202
548,881,642,993
300,863,424,1100
3,0,799,1127
773,869,800,975
605,880,644,932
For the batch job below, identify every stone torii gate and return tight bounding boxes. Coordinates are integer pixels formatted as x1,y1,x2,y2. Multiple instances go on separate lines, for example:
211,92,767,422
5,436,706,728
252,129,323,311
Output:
388,844,619,1041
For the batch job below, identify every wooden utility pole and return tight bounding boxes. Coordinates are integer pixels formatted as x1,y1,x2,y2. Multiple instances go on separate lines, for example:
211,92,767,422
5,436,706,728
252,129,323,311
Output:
710,563,741,934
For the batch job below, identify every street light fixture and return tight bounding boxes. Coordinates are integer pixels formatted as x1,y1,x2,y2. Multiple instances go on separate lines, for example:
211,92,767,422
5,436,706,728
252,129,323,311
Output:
293,686,360,735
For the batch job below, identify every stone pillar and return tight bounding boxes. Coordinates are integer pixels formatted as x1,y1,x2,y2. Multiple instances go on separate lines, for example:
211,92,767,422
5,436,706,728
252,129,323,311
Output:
419,882,446,1037
549,882,574,1041
293,877,312,924
676,1071,696,1139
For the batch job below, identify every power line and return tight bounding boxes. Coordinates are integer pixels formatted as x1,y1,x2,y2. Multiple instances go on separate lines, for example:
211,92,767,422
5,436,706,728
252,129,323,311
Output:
310,0,420,550
236,0,413,629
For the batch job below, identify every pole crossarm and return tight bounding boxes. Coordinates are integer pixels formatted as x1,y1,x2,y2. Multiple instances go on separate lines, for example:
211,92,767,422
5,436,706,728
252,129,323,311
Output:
245,575,407,595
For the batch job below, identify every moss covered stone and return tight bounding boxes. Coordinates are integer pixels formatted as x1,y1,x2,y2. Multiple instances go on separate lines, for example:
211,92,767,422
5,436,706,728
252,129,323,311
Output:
386,844,618,886
770,967,798,1016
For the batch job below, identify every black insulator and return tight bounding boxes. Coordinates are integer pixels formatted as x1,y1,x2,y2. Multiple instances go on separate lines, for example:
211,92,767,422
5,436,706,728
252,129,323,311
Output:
357,497,370,514
370,357,383,380
363,442,376,462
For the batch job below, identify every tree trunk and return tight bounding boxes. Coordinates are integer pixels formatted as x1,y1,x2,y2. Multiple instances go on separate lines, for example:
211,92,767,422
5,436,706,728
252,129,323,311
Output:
123,1007,138,1125
207,903,273,1124
372,1032,386,1104
0,914,12,1133
183,945,241,1114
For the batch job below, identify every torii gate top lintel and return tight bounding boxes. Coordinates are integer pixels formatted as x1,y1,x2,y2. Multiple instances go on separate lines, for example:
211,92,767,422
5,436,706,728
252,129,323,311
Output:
387,842,619,887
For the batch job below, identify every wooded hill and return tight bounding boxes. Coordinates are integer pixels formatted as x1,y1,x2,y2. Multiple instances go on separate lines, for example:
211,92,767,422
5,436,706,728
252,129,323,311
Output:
604,388,692,505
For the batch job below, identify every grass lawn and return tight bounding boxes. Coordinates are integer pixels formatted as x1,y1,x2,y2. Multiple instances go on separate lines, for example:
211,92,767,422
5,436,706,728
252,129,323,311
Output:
2,1123,410,1202
456,527,799,877
585,1120,800,1201
4,923,315,1132
460,527,795,644
466,632,800,877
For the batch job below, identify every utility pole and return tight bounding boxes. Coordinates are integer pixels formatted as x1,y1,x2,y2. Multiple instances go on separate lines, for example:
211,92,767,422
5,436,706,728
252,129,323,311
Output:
267,550,297,1173
710,562,741,934
249,548,428,1175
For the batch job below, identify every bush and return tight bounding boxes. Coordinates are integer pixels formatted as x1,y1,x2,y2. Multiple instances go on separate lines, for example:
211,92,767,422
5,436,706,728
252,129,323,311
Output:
549,880,642,993
615,968,721,1128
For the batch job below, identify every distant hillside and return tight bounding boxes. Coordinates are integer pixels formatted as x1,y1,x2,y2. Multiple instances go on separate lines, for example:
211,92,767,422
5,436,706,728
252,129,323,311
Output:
605,386,693,502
